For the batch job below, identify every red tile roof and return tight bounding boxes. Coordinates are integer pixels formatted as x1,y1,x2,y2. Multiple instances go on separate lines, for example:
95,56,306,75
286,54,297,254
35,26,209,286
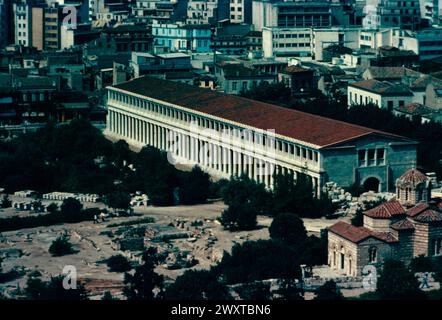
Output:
328,221,372,243
364,199,407,219
390,219,415,231
396,169,428,189
406,202,430,217
413,210,442,223
282,66,312,74
349,79,413,96
370,231,399,243
112,77,411,148
329,221,398,243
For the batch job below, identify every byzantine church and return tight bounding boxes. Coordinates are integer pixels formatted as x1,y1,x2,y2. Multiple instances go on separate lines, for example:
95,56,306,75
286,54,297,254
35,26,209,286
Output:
328,169,442,276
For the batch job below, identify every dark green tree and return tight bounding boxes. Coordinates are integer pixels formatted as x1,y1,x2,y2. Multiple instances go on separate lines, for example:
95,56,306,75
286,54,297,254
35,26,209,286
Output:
107,255,132,273
178,166,212,205
49,235,76,257
221,174,272,215
377,259,426,300
314,280,344,300
104,190,131,212
269,213,307,248
165,269,231,300
60,198,83,216
216,240,301,285
123,248,164,300
46,203,59,214
220,202,257,231
25,275,88,300
236,281,272,300
276,278,304,300
1,195,11,208
102,291,115,300
410,255,433,273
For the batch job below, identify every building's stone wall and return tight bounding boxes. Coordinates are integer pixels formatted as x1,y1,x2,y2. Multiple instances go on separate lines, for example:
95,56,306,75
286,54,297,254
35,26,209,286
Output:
413,221,429,257
394,230,414,264
321,135,416,192
363,216,391,233
328,232,359,277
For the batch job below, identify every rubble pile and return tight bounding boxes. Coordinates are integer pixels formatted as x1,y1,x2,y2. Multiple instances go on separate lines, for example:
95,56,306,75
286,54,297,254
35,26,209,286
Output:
323,181,397,217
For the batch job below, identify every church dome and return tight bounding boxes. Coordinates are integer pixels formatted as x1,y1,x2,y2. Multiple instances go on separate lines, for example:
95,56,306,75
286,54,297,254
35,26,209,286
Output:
396,169,428,189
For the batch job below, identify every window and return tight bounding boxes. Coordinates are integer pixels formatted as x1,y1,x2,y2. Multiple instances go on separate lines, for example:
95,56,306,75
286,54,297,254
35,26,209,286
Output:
368,149,376,166
369,247,377,263
358,149,366,166
432,239,442,256
232,82,237,90
399,100,404,107
377,148,385,165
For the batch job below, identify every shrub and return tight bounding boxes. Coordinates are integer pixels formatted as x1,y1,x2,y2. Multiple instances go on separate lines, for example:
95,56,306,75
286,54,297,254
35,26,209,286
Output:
49,235,76,257
107,255,132,273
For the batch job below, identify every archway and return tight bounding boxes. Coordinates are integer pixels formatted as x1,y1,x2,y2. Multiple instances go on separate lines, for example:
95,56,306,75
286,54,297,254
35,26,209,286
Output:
363,177,380,192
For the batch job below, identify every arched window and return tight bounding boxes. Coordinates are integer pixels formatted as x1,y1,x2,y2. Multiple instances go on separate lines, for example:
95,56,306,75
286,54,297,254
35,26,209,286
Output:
369,247,377,263
432,239,442,256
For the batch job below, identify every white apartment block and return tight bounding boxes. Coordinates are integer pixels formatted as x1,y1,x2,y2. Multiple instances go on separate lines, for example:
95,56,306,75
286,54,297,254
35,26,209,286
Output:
348,79,414,110
230,0,244,23
13,3,32,47
262,27,359,60
262,27,312,58
187,0,217,24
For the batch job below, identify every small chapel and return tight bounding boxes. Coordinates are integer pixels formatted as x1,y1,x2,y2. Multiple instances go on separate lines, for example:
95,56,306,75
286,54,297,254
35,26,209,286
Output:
328,169,442,276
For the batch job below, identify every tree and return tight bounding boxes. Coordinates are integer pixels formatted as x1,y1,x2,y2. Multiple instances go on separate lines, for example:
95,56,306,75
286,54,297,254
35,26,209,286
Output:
104,190,131,212
410,255,433,274
135,147,179,206
236,281,272,300
60,198,83,216
432,256,442,284
123,248,164,300
107,255,132,273
49,235,76,257
240,82,291,106
377,259,426,300
272,172,335,218
220,202,257,231
102,291,115,300
25,275,88,300
46,203,58,214
269,213,307,248
216,240,301,285
165,269,232,300
221,174,272,215
276,278,304,300
1,195,11,208
314,280,344,300
178,166,212,205
113,139,131,168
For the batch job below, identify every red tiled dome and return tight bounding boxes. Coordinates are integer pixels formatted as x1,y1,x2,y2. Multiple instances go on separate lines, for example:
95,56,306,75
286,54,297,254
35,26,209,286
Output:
396,169,428,188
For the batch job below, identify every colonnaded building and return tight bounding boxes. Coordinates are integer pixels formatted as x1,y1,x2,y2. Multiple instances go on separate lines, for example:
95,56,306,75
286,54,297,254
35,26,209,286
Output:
105,76,418,196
